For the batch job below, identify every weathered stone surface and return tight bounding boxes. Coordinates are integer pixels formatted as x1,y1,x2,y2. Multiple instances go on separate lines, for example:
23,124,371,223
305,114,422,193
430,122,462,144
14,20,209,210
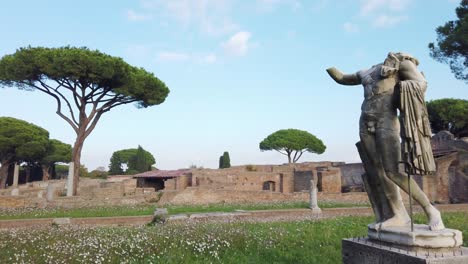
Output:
368,224,463,248
10,188,19,196
343,238,468,264
168,214,189,221
46,184,55,201
153,208,168,216
52,218,71,225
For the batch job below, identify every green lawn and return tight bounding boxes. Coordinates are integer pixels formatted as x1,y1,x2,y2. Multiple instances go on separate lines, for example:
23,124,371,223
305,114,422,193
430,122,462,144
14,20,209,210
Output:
0,201,369,220
166,201,369,215
0,212,465,264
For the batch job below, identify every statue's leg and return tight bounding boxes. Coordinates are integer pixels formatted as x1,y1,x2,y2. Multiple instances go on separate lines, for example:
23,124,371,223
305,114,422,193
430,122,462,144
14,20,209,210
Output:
378,129,445,230
356,140,384,224
359,132,409,228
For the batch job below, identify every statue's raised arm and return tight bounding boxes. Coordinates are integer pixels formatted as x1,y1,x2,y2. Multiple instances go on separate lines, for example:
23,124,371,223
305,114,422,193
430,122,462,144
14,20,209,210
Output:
326,67,361,85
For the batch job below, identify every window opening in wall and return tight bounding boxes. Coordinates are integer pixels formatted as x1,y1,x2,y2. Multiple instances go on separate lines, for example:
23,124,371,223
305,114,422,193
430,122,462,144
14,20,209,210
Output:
263,181,276,191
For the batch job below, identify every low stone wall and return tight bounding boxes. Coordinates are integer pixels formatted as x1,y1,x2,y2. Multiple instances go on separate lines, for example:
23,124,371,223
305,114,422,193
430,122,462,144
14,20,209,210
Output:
0,178,157,209
0,196,26,208
47,193,159,208
157,187,369,206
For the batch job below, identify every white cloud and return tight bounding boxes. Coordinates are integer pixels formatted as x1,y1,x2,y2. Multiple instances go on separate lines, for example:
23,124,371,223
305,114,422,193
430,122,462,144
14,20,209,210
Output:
360,0,411,15
203,54,217,64
373,15,408,28
343,22,359,33
222,31,252,56
257,0,302,12
354,0,411,30
126,9,152,21
157,51,190,62
157,51,218,64
138,0,238,35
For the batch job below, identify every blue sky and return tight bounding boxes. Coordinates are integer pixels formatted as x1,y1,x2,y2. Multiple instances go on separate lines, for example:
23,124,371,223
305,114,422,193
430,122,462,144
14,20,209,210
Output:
0,0,466,171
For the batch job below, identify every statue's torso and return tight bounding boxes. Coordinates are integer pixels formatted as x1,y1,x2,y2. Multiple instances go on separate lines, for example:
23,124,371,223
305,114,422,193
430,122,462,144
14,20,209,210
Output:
358,64,398,117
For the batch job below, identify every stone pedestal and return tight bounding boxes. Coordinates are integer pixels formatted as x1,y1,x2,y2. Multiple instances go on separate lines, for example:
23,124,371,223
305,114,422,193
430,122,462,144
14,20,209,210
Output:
46,184,55,201
368,224,463,248
343,238,468,264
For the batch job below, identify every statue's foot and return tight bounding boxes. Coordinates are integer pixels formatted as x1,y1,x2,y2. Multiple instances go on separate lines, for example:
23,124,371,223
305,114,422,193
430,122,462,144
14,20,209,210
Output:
378,214,411,229
426,205,445,231
368,222,378,229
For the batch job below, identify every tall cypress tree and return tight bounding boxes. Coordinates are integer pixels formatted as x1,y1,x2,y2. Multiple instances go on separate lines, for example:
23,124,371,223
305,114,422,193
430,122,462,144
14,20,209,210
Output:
132,145,148,173
221,151,231,168
219,155,224,169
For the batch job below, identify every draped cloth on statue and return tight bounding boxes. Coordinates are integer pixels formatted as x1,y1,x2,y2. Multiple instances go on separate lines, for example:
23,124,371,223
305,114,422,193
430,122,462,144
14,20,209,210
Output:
399,80,436,175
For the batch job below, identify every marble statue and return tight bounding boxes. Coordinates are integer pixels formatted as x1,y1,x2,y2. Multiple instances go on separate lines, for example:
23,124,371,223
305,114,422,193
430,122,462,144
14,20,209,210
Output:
326,52,444,231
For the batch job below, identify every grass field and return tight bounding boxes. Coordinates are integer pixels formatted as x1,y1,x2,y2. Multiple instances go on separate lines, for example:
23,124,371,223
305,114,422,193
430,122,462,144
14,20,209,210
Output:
0,212,466,264
0,201,369,220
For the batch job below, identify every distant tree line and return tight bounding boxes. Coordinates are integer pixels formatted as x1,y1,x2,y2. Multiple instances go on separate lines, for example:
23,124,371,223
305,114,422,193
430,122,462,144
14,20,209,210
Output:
427,98,468,138
108,146,156,175
0,117,71,188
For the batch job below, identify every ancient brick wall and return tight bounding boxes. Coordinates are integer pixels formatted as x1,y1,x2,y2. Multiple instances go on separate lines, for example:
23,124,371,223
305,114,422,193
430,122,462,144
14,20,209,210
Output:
317,167,342,193
449,149,468,203
294,171,312,192
191,169,285,192
0,197,26,208
165,178,176,190
157,187,369,206
177,174,192,190
338,163,365,190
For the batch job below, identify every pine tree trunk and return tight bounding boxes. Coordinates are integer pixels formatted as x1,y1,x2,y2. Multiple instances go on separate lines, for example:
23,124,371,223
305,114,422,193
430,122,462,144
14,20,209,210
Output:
72,137,84,196
25,167,31,183
0,162,9,189
0,158,13,189
42,166,50,181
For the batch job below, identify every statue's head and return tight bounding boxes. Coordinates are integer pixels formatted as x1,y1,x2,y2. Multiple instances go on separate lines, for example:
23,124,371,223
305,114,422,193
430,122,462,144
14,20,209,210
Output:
388,52,419,66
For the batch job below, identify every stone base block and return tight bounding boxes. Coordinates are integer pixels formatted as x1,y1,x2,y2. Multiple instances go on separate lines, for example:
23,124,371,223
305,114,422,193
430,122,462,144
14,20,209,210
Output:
309,207,322,213
368,224,463,248
343,238,468,264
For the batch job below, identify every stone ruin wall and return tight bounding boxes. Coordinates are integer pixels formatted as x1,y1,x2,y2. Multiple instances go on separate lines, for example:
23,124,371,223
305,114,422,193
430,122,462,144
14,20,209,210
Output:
157,187,370,206
156,162,346,205
165,174,192,191
338,163,365,191
188,163,343,194
191,168,289,192
0,178,158,209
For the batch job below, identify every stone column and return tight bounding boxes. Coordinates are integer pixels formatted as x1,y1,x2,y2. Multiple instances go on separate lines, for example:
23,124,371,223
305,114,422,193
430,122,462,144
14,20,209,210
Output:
11,163,20,196
309,179,321,213
12,163,19,187
66,162,74,197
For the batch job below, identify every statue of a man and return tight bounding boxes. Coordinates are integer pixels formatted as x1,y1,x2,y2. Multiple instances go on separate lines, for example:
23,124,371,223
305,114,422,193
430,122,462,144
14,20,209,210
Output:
326,52,444,231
